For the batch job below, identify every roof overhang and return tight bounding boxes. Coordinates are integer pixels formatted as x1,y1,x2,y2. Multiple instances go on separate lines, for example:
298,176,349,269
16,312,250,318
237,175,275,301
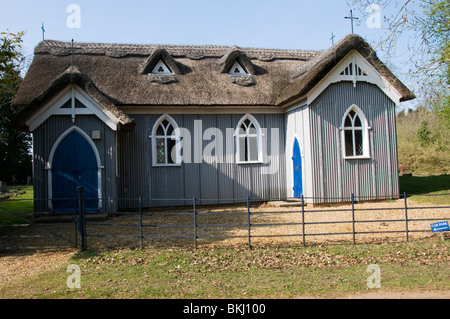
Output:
25,84,122,132
276,34,415,106
306,50,404,106
12,65,134,132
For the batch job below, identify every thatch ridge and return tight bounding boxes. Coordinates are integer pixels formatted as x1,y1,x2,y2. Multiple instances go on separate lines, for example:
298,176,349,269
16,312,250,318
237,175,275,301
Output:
35,40,321,61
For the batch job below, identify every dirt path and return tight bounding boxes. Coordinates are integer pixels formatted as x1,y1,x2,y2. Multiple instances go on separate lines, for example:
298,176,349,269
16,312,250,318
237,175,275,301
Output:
338,290,450,299
0,249,76,286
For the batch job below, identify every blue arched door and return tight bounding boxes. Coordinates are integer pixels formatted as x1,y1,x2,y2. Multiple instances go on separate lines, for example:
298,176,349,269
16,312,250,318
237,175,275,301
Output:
292,138,303,198
52,130,99,212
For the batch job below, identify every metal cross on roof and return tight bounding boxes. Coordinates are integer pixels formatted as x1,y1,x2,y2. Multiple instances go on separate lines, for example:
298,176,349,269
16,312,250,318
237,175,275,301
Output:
345,10,359,34
41,23,45,41
330,32,336,45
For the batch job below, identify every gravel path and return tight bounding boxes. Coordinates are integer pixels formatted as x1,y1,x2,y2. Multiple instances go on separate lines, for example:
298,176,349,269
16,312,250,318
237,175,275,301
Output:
1,198,449,250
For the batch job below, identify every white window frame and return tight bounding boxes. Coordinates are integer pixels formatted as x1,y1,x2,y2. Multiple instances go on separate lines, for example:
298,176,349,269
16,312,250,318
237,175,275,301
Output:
340,105,371,159
150,59,174,75
150,114,181,166
235,114,264,164
228,61,249,76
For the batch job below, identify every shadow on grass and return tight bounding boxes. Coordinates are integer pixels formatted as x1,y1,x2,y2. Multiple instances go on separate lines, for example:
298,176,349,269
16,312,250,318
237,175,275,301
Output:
399,174,450,195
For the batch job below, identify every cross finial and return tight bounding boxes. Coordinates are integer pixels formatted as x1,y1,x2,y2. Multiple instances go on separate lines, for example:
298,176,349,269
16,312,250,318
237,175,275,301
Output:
330,32,336,45
345,9,359,34
41,23,45,41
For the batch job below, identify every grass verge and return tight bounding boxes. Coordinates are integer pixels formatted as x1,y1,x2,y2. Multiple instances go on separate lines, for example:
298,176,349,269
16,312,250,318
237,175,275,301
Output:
0,185,34,224
1,237,448,299
399,174,450,205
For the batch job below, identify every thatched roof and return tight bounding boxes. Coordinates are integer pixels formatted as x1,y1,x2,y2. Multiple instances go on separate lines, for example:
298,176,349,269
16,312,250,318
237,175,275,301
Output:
277,35,415,105
13,34,414,131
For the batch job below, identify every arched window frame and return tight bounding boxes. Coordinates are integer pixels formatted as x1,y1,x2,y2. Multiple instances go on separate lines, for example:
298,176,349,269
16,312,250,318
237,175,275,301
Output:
341,105,371,159
235,114,264,164
150,114,181,166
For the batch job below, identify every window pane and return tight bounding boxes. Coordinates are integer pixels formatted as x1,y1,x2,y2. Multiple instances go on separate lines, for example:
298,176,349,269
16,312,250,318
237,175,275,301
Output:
354,115,362,127
166,123,174,136
239,137,246,162
156,138,166,164
161,119,169,129
345,130,354,156
167,138,176,164
248,123,257,135
349,110,355,118
156,124,165,136
355,130,363,155
248,136,258,161
344,115,352,127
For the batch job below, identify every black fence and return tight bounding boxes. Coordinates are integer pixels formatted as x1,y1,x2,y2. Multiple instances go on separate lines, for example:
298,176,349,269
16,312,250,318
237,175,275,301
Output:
1,188,449,252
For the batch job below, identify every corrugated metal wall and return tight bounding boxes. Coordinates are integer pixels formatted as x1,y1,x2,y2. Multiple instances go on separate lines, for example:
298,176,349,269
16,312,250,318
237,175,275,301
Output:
117,113,286,208
33,115,116,213
308,82,399,203
32,82,399,211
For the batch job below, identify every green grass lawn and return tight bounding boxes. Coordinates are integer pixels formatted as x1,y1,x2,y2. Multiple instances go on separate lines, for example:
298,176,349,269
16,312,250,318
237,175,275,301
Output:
0,237,448,299
0,185,34,224
399,174,450,205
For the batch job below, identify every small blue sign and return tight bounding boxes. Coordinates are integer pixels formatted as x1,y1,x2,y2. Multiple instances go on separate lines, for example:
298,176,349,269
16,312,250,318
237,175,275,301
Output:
430,221,449,233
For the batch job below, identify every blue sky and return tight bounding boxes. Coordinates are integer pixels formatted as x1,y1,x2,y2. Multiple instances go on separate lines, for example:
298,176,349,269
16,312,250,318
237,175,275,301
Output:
0,0,418,108
0,1,391,54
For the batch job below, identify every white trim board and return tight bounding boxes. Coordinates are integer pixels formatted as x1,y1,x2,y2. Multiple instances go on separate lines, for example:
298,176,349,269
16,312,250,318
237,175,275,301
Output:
25,85,120,132
306,50,403,106
120,106,285,115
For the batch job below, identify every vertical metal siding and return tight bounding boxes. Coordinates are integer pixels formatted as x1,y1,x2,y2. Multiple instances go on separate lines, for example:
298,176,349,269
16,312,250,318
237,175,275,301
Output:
117,113,286,208
309,82,399,203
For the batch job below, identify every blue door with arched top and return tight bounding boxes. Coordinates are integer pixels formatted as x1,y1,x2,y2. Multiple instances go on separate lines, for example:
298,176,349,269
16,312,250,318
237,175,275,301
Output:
292,138,302,198
52,130,99,212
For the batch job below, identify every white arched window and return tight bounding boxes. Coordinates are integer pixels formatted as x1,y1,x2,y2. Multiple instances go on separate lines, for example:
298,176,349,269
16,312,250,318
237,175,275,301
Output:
151,115,181,166
341,106,370,159
235,114,263,163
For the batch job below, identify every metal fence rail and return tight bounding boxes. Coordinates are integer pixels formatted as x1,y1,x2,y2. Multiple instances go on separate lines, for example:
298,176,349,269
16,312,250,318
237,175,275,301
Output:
1,188,449,251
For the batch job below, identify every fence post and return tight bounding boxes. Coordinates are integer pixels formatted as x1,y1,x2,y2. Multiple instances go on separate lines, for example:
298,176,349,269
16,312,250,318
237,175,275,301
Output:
247,196,252,250
351,193,356,244
404,192,409,242
301,195,306,247
73,197,78,249
193,196,197,250
77,187,86,252
139,197,143,249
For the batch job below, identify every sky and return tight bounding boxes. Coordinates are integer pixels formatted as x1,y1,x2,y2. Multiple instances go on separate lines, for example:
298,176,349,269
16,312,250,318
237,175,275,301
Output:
0,0,418,108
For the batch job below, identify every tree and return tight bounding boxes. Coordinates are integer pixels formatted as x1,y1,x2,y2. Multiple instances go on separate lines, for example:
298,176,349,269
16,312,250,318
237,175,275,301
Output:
0,31,32,184
348,0,449,124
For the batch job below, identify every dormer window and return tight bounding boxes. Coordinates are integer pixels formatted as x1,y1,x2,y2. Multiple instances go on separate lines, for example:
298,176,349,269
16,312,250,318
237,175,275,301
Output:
228,61,249,76
141,48,181,84
150,59,173,75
